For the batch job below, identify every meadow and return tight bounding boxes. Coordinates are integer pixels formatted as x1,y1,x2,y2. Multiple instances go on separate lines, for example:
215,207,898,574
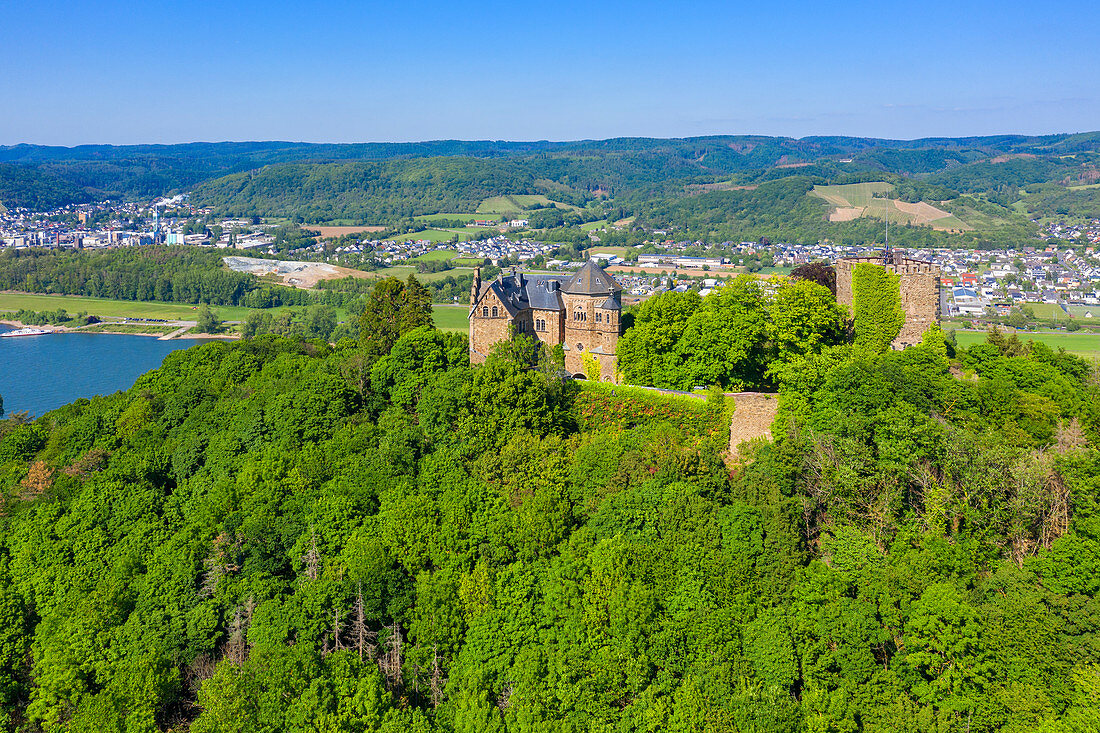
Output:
0,293,259,322
432,305,470,332
953,328,1100,358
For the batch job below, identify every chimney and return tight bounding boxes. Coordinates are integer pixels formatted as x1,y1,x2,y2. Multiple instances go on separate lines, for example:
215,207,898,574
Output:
470,267,481,306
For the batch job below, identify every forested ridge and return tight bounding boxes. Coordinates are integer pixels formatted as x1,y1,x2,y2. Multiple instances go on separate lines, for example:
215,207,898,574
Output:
5,135,1100,249
0,284,1099,730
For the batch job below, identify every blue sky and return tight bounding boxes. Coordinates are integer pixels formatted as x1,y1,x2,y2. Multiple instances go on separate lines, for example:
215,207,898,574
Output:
2,0,1097,145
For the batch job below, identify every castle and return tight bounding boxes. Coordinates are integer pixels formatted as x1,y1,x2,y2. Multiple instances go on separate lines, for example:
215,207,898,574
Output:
469,260,623,381
835,251,941,349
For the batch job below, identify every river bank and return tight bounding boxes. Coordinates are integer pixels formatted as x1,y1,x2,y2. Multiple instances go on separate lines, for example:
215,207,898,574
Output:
0,318,239,340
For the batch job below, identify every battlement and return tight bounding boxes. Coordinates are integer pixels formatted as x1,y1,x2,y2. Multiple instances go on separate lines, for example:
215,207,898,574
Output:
835,253,941,349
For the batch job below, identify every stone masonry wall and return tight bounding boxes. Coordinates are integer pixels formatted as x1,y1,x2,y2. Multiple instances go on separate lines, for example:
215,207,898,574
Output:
836,256,940,350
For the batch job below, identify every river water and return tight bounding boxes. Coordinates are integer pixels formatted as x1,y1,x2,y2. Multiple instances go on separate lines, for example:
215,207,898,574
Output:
0,325,202,418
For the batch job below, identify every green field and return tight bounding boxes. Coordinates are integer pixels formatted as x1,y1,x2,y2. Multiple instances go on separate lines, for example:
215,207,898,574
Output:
811,182,894,208
414,213,501,223
409,249,459,262
953,329,1100,358
477,194,580,215
432,305,470,333
373,266,477,283
390,228,466,243
477,196,522,214
1025,302,1072,321
0,293,259,322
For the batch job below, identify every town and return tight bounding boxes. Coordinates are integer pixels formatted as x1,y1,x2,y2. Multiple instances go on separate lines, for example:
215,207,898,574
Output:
4,197,1100,318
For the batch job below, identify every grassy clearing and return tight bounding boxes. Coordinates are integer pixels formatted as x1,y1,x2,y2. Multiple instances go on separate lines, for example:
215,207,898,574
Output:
580,220,609,232
953,329,1100,358
432,305,470,333
477,196,521,214
0,293,259,322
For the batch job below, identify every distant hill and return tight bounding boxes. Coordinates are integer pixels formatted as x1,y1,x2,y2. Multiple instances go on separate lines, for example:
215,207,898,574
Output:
4,133,1100,247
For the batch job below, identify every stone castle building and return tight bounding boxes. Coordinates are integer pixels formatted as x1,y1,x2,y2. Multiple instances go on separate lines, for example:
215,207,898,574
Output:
835,251,941,349
469,260,623,381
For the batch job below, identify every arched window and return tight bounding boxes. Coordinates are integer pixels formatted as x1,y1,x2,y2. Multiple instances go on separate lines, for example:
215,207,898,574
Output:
595,311,602,323
576,343,584,352
482,306,489,317
491,306,498,318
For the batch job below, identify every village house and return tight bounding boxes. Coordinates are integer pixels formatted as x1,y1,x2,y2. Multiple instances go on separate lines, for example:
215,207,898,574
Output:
469,260,623,381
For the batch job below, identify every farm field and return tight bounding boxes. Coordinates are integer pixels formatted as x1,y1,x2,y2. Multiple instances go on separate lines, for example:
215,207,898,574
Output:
0,293,259,322
432,305,470,333
302,224,387,238
953,329,1100,358
584,245,632,257
810,182,971,230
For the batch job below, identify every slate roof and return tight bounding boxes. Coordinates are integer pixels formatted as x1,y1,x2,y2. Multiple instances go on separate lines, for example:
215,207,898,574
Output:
563,260,622,295
475,263,623,314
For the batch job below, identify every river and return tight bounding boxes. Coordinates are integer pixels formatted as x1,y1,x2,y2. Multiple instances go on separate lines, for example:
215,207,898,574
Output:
0,325,203,418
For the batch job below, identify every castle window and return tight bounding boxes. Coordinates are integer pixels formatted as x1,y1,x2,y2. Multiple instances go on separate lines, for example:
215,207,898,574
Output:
595,311,602,323
536,318,545,331
577,343,584,352
482,306,489,317
491,306,498,318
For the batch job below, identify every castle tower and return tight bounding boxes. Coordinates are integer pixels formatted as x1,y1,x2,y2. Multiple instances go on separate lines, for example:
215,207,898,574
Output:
560,260,623,380
835,252,940,349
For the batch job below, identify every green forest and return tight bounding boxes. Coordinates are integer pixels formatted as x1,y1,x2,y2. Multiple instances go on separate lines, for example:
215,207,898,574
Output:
0,247,359,310
0,270,1099,730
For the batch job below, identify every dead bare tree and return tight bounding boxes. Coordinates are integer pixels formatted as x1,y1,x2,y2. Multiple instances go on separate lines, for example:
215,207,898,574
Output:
429,645,446,708
378,620,404,693
224,606,248,665
300,526,321,583
351,584,377,661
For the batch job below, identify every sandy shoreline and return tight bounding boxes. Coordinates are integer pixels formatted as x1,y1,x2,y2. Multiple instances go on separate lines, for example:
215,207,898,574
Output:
0,319,238,340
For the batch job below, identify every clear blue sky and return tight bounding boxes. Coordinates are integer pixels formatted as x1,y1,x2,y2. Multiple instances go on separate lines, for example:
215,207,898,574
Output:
2,0,1097,145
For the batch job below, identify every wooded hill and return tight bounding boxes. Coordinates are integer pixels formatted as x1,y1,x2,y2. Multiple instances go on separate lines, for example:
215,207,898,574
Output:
0,302,1098,730
4,134,1100,246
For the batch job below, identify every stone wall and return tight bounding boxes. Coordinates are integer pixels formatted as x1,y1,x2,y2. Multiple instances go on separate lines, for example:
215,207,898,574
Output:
835,255,940,350
727,392,779,451
469,288,512,363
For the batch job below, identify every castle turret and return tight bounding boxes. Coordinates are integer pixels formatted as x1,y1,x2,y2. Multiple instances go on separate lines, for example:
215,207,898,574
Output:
470,267,481,306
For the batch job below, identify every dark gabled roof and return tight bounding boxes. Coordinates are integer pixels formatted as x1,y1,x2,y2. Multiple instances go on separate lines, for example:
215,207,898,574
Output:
563,260,621,295
476,269,568,314
598,295,621,310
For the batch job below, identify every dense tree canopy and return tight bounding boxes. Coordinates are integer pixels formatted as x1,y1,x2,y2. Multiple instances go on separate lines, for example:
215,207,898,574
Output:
0,288,1098,731
617,275,848,390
